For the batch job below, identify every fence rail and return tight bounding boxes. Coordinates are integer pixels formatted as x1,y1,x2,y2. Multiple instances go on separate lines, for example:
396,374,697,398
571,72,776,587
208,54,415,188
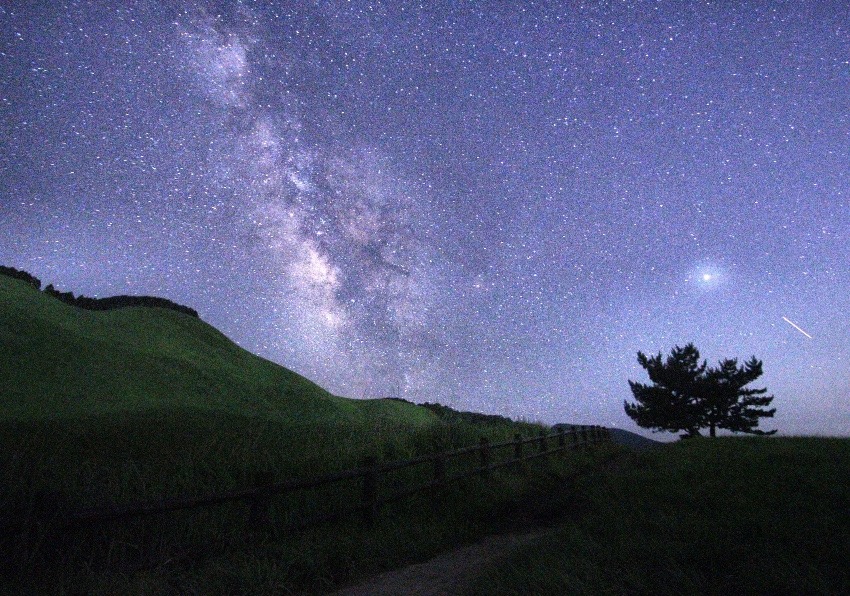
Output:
60,425,609,532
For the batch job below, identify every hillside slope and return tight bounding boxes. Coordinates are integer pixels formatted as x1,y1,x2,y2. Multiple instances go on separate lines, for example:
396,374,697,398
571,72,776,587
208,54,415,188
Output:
0,274,433,428
0,273,607,595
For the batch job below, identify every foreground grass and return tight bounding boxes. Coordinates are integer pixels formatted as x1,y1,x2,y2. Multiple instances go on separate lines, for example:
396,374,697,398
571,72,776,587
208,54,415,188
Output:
463,437,850,595
0,415,613,594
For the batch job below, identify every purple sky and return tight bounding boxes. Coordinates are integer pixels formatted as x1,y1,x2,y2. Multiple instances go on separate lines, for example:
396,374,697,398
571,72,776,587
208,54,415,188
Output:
2,1,849,437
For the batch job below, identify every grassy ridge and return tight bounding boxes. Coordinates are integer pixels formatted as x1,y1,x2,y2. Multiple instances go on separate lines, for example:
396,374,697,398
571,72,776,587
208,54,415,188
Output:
1,274,373,423
0,272,509,514
1,273,587,593
463,437,850,595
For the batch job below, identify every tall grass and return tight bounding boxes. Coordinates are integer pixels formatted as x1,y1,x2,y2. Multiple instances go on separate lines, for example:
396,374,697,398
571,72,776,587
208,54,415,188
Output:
0,409,611,594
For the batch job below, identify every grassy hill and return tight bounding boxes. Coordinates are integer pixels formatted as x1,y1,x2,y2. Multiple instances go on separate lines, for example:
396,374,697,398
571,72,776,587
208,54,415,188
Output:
0,272,472,516
0,272,430,426
1,272,585,594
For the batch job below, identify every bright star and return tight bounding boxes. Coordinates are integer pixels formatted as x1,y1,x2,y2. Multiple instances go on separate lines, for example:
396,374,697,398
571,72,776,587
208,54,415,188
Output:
689,264,725,288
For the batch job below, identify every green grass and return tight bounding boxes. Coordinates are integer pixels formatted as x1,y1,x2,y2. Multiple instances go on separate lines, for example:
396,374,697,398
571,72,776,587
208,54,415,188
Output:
0,274,446,494
0,411,604,594
1,274,610,593
1,273,381,423
462,436,850,595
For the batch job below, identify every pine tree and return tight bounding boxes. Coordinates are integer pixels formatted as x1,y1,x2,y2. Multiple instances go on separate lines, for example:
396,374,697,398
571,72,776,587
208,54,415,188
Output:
699,356,776,437
625,344,705,437
625,343,776,438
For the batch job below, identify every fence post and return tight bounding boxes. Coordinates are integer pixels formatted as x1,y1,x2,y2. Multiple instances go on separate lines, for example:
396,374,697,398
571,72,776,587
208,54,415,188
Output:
431,450,446,507
557,428,566,455
571,427,579,450
539,429,547,456
581,426,589,449
434,451,446,487
514,433,523,460
479,437,490,478
362,456,378,527
248,471,275,530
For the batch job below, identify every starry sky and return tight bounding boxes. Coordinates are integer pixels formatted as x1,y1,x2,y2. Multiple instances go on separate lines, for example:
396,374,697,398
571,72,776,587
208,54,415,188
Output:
2,1,849,437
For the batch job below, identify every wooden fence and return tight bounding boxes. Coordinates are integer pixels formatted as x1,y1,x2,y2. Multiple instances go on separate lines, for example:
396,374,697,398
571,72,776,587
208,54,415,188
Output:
60,425,609,533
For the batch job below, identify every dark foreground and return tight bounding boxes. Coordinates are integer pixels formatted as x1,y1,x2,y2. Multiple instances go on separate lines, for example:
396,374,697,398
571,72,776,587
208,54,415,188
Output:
460,436,850,595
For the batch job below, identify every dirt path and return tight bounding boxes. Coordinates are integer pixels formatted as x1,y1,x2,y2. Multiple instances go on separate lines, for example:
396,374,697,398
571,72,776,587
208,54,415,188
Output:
331,450,632,595
331,527,555,596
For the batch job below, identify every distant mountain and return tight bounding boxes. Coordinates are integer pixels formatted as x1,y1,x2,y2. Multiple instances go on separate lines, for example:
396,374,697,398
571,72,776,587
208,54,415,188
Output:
606,428,664,450
552,424,662,450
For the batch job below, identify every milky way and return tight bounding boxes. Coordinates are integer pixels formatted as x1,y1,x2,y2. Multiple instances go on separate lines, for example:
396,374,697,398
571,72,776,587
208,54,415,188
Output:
2,2,849,437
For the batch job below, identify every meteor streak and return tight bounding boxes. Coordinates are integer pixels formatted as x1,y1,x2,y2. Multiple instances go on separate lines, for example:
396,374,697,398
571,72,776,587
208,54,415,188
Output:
782,316,812,339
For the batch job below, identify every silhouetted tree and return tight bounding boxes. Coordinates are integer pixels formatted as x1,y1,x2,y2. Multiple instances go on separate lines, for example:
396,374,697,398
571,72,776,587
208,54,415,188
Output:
625,343,776,438
0,265,41,289
700,356,777,437
6,266,200,318
625,344,706,438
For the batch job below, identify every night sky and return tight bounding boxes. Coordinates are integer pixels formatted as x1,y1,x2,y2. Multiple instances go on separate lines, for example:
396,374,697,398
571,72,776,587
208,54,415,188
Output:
2,1,849,437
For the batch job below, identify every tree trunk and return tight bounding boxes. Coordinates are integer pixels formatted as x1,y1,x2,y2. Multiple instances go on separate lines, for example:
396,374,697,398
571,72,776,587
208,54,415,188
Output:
709,424,716,438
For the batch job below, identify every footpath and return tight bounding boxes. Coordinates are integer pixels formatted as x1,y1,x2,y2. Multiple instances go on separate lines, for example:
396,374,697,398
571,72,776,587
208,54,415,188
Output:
332,526,555,596
333,449,635,595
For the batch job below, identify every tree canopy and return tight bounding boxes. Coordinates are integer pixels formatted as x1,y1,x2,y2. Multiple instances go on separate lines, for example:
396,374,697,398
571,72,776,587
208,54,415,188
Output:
625,343,776,438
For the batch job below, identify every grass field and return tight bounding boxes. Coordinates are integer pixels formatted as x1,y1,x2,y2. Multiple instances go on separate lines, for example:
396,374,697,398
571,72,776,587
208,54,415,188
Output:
462,436,850,595
1,273,609,593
